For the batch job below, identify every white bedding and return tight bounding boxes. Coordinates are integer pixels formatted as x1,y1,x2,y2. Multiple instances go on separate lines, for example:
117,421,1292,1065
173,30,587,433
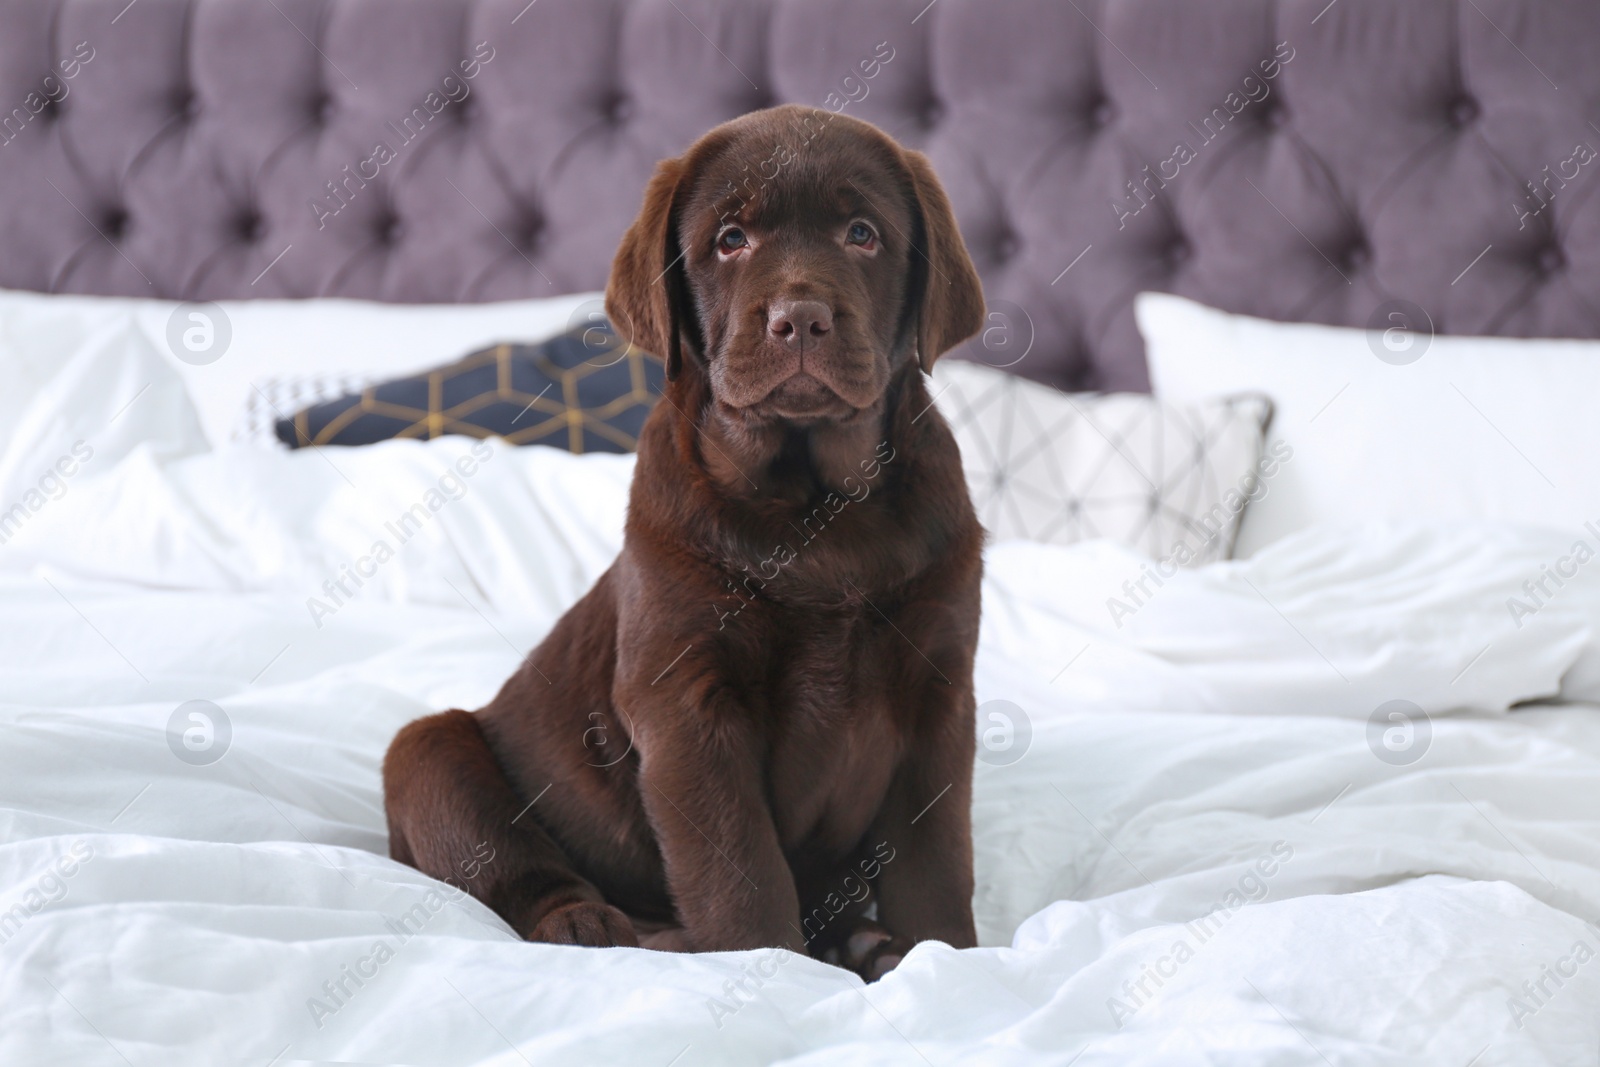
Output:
4,379,1600,1064
0,286,605,448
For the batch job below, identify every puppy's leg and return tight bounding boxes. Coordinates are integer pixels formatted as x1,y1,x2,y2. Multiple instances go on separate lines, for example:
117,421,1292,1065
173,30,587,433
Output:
383,709,637,948
867,680,979,951
626,688,804,954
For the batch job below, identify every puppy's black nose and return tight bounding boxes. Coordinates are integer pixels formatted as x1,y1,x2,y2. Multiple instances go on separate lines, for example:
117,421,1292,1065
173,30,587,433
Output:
767,300,833,343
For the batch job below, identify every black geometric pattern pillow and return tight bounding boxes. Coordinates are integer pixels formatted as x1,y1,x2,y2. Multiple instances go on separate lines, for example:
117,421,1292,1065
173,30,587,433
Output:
275,321,664,453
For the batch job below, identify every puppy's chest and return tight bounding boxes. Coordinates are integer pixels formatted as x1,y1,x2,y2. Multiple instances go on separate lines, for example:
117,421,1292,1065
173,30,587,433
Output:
759,625,908,855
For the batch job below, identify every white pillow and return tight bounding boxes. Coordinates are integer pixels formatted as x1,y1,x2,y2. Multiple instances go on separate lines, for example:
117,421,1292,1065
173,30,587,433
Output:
0,298,208,534
0,288,605,448
932,359,1273,565
1137,292,1600,556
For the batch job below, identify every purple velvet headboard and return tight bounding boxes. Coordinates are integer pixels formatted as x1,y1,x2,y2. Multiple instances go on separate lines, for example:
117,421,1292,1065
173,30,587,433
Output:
2,0,1598,390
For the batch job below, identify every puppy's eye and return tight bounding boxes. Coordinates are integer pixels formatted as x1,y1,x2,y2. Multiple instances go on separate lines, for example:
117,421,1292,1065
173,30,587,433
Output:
718,228,747,253
846,222,876,248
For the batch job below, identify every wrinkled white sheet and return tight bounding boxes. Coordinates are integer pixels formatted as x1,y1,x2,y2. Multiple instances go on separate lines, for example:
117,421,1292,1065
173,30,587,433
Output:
4,434,1600,1064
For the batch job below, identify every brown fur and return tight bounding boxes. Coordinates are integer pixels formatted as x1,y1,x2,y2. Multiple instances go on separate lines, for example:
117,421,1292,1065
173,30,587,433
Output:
383,105,986,980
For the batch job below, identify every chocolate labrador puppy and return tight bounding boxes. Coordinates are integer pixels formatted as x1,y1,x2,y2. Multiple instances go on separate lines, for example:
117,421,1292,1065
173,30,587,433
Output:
383,104,985,981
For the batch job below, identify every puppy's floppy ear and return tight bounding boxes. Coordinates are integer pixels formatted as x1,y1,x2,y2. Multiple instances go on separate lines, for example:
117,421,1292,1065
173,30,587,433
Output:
606,157,691,380
901,148,985,373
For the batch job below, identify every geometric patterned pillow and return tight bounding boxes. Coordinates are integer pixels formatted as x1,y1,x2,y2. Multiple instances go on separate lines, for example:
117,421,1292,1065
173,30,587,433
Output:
275,320,664,453
932,359,1274,565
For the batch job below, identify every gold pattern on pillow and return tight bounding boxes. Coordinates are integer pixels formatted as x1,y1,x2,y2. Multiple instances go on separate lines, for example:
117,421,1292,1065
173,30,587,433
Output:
276,323,665,453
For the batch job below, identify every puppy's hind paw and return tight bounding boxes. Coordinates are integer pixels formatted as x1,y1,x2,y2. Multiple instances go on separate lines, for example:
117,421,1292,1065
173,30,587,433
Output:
531,901,640,948
822,919,914,982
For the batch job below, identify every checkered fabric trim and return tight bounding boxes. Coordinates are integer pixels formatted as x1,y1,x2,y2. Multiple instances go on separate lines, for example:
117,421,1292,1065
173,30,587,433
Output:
237,373,377,446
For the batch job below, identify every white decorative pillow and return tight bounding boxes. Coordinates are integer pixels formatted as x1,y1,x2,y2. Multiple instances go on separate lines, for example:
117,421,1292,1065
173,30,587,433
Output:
931,359,1274,565
1137,292,1600,556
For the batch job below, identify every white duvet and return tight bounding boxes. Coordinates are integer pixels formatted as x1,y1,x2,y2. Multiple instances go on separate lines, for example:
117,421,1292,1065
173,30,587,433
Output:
3,334,1600,1066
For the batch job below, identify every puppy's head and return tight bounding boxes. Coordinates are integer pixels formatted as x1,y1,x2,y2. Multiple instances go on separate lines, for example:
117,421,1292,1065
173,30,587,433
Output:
606,105,983,426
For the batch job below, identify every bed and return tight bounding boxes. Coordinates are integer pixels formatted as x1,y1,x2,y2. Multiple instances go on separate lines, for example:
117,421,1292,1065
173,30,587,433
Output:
3,0,1600,1064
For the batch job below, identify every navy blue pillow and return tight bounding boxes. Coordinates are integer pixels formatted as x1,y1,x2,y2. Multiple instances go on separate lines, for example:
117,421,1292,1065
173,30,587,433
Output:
275,321,664,453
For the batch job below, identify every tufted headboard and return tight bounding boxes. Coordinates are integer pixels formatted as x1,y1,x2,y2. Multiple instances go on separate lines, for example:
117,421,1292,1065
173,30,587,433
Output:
2,0,1598,391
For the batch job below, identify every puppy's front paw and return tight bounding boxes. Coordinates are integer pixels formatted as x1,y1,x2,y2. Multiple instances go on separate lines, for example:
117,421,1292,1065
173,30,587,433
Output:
531,901,640,948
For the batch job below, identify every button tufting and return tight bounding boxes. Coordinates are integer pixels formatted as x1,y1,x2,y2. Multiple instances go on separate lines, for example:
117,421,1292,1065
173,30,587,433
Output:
1449,96,1478,127
995,233,1019,262
311,92,335,124
518,214,543,252
921,98,944,128
235,211,265,243
101,208,129,240
1089,97,1114,127
1344,242,1370,271
458,99,479,126
606,93,632,124
1166,238,1190,268
173,88,199,121
38,95,62,121
1263,102,1289,129
377,214,403,245
1538,245,1564,273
